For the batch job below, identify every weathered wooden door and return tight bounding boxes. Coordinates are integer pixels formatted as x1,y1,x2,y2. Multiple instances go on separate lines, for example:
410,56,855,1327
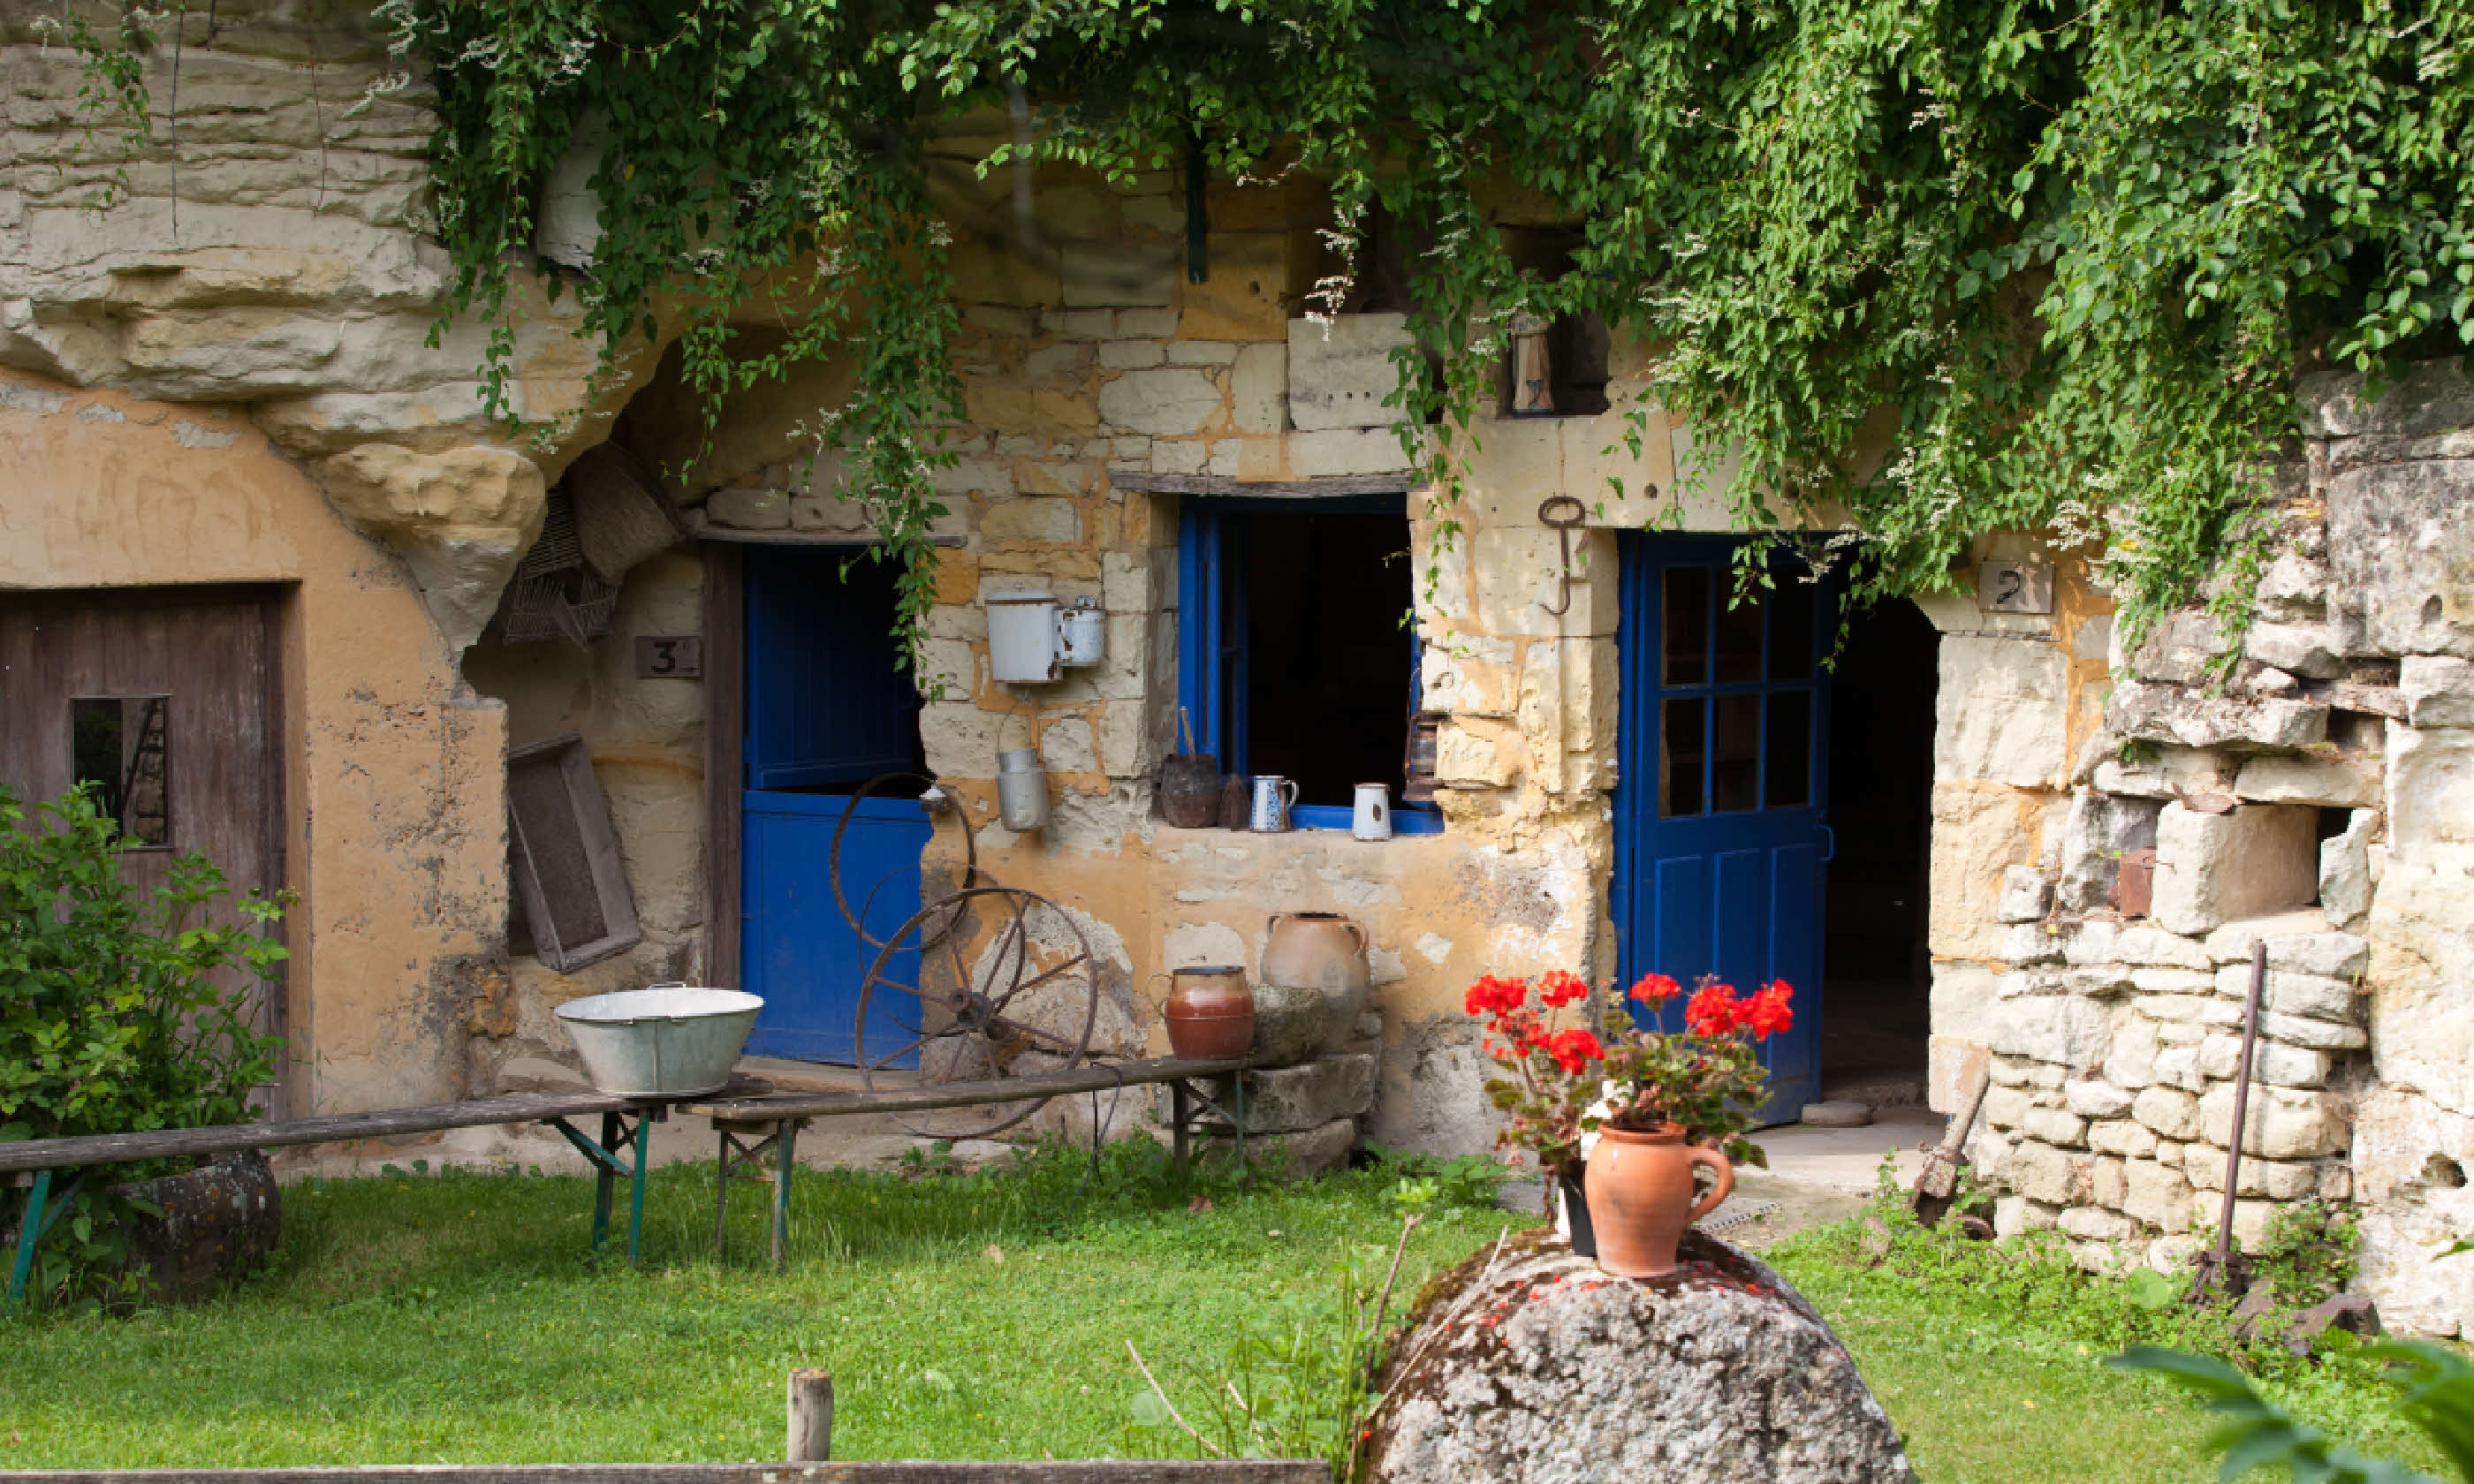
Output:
738,549,930,1065
0,587,289,1104
1614,539,1827,1124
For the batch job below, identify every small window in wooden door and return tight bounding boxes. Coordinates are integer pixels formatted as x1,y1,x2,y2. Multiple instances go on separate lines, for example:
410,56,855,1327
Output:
70,695,172,846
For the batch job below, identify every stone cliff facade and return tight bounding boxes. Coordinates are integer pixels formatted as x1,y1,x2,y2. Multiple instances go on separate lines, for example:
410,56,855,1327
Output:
2,1,2464,1334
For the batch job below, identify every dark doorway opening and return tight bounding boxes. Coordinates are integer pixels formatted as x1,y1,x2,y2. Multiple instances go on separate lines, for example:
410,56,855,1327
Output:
1821,598,1939,1107
1236,510,1414,808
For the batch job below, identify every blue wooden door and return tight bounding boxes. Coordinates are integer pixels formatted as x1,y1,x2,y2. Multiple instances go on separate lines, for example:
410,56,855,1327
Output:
1614,536,1829,1123
740,549,929,1065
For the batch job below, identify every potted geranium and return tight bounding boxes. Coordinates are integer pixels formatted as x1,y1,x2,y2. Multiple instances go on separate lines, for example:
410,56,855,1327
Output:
1468,969,1793,1276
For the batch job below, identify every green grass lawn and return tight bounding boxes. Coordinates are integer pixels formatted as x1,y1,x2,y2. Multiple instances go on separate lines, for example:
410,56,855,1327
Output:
0,1147,2449,1481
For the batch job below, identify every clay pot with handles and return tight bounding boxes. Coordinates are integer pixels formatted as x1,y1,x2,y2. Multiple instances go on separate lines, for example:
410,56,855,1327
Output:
1582,1124,1735,1277
1153,965,1256,1061
1259,911,1370,1054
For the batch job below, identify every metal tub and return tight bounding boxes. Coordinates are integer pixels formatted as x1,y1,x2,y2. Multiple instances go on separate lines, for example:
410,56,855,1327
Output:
555,985,763,1098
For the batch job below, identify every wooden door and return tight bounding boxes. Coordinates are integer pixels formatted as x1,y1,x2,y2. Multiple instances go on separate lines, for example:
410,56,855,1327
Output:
736,549,930,1065
1614,539,1827,1124
0,588,289,1099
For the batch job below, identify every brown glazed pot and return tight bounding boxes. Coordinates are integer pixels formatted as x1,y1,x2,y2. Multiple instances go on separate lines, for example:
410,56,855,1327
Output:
1582,1124,1734,1277
1161,965,1256,1060
1259,911,1370,1053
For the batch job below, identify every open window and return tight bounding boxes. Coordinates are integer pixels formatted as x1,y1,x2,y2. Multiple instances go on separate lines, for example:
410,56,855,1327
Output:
1177,495,1443,833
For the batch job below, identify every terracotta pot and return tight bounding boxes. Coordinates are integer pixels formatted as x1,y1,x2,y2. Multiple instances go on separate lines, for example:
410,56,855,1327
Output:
1160,965,1256,1060
1582,1124,1734,1277
1259,911,1370,1053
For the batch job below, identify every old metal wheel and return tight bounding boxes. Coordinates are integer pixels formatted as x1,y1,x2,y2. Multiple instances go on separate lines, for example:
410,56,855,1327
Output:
854,885,1100,1140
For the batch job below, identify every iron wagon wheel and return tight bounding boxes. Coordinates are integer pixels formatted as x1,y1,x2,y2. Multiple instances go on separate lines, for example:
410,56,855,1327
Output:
854,885,1101,1140
830,773,989,961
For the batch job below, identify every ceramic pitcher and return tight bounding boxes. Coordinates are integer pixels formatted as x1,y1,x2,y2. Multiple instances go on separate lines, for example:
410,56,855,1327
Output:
1248,776,1300,832
1352,783,1392,841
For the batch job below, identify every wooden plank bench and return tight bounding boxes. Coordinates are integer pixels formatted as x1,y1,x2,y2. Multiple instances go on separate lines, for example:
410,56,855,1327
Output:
3,1059,1257,1302
680,1056,1256,1271
0,1465,1327,1483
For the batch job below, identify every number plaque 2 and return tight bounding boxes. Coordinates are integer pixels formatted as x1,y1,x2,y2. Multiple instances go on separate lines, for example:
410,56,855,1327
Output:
1977,560,2055,615
634,635,703,678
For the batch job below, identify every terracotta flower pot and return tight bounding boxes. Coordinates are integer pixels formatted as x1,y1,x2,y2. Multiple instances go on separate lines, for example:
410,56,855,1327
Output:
1582,1123,1734,1277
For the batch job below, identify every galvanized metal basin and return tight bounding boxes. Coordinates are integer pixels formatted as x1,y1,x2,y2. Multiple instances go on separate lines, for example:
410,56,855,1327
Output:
555,985,763,1097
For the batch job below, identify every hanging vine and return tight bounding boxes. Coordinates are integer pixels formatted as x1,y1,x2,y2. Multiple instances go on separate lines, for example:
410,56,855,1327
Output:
52,0,2474,661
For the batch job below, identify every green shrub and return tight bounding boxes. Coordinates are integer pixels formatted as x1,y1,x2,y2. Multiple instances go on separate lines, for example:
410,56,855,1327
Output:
2,784,290,1292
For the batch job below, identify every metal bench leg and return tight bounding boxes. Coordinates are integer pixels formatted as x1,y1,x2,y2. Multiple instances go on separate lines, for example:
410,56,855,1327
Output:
588,1111,619,1259
771,1119,798,1273
714,1124,732,1260
628,1110,649,1268
7,1170,49,1309
1171,1082,1191,1176
1233,1076,1248,1178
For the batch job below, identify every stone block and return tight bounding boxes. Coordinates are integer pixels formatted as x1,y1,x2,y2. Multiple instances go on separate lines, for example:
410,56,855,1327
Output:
1116,309,1180,338
1098,341,1165,370
2319,813,2375,928
1982,1085,2035,1131
1994,1197,2061,1238
1418,633,1518,716
1060,243,1175,307
1998,866,2053,923
1230,343,1286,435
2234,753,2379,807
1930,783,2060,960
2133,1085,2205,1140
1934,635,2070,788
2259,1011,2368,1050
2123,1161,2194,1231
1288,428,1414,478
2154,1045,2204,1091
2134,611,2231,685
1039,716,1097,773
2326,449,2474,658
2401,655,2474,728
2201,923,2367,975
1097,367,1222,435
2105,1015,2162,1089
2200,1083,2349,1159
2024,1106,2090,1147
706,486,789,529
2062,920,2121,965
946,238,1061,307
2065,1079,2135,1118
1264,1117,1359,1179
2090,1119,2159,1159
2218,965,2359,1023
919,700,1005,780
1180,1054,1375,1134
2151,802,2319,935
2059,1206,2136,1241
2116,928,2212,970
2007,1141,2092,1205
1986,995,2110,1066
2092,1155,2131,1209
2244,622,2347,679
1474,526,1617,639
1287,314,1412,430
1167,340,1240,366
2197,1034,2334,1088
2107,680,2328,752
1043,308,1115,339
2387,723,2474,852
2257,554,2329,622
1999,921,2063,965
1097,703,1150,777
980,496,1081,544
2130,968,2218,995
2180,1146,2322,1199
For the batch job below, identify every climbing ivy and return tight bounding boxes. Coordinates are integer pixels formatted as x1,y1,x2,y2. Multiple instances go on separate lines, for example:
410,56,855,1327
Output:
63,0,2474,658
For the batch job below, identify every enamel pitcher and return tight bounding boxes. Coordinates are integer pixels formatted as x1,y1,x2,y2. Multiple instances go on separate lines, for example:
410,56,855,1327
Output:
1248,775,1300,832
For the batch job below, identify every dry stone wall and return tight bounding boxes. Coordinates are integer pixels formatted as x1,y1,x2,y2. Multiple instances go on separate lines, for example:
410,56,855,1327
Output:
1957,360,2474,1336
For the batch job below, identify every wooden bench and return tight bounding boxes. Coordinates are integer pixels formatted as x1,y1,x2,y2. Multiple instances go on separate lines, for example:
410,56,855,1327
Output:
3,1059,1257,1302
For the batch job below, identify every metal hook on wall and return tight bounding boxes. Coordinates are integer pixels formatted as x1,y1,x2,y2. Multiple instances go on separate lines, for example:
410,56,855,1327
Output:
1537,495,1587,617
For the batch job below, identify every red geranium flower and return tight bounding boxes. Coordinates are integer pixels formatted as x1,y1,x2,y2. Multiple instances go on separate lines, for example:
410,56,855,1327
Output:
1628,973,1682,1005
1543,1028,1605,1075
1744,980,1795,1039
1463,974,1529,1018
1537,970,1590,1009
1683,981,1743,1038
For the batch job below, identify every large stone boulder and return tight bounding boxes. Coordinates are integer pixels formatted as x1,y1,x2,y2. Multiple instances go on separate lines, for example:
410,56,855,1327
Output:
1364,1230,1915,1484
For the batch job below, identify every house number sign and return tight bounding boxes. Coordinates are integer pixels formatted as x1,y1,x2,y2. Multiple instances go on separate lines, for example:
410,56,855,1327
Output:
634,636,703,678
1977,560,2055,615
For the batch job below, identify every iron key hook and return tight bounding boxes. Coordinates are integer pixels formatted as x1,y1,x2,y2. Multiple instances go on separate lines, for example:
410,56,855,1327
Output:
1537,495,1588,617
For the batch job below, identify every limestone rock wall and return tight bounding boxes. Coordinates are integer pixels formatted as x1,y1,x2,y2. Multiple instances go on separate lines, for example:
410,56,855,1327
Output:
0,1,646,651
1956,360,2474,1336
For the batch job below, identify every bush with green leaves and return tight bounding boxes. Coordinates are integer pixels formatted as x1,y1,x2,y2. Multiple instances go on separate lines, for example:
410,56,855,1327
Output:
1,785,290,1291
2115,1342,2474,1484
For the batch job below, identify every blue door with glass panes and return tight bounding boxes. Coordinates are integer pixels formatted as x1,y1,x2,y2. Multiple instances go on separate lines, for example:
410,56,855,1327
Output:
740,547,929,1066
1613,535,1828,1124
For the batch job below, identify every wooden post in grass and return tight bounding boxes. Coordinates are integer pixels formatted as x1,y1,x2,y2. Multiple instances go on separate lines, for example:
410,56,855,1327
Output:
786,1369,833,1462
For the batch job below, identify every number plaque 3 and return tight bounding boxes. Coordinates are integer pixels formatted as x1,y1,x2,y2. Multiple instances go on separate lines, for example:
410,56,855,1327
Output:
1976,560,2055,615
634,635,703,678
